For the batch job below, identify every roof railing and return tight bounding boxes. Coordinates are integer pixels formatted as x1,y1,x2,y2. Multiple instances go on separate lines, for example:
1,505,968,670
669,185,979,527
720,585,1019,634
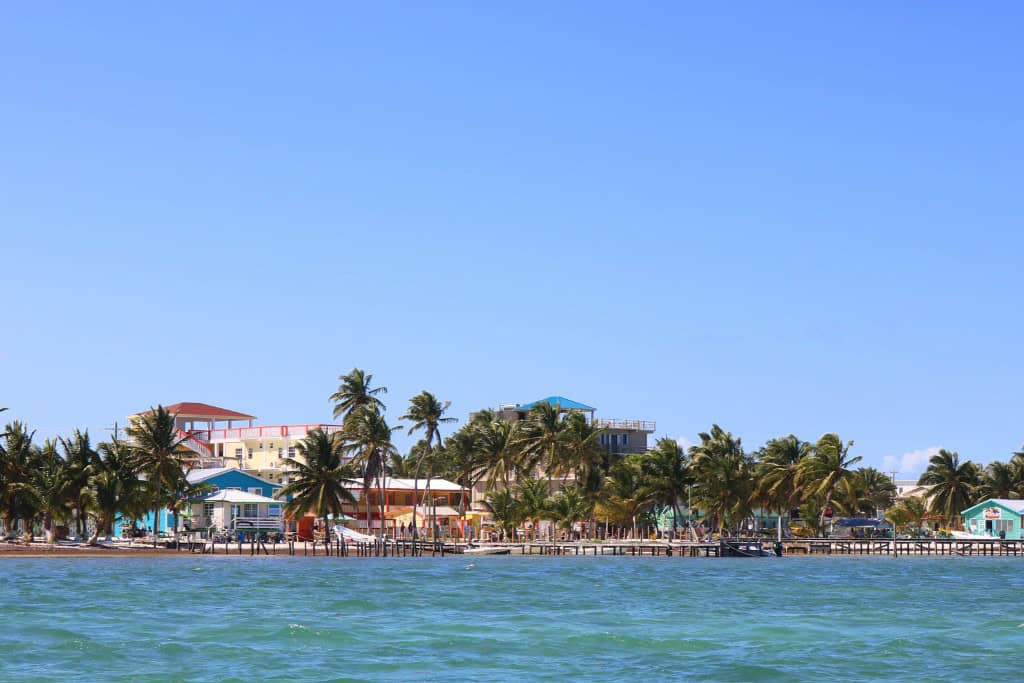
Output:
191,424,345,442
593,418,656,431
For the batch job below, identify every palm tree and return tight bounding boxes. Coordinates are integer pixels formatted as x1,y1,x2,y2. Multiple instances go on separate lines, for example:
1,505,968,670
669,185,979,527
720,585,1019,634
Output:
94,434,146,541
440,427,484,527
519,403,569,482
917,449,980,529
0,421,40,539
400,391,457,539
549,486,591,541
642,438,691,538
330,368,386,424
561,412,605,490
798,433,861,531
515,476,553,541
60,429,100,538
34,439,72,543
977,460,1022,500
474,415,522,492
886,495,929,534
125,405,188,546
276,429,359,549
345,410,399,541
482,488,521,541
689,425,753,534
755,435,811,539
598,455,654,539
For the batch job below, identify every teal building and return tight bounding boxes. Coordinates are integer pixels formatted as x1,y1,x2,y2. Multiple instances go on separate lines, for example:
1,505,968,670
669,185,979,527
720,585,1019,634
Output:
961,499,1024,539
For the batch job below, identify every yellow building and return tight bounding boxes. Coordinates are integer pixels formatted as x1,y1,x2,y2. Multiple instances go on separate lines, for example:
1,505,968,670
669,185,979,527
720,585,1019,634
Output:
127,402,343,485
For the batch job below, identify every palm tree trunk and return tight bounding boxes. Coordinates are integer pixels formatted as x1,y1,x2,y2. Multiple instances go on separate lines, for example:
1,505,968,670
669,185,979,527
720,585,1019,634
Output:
819,480,838,533
153,473,161,548
86,518,101,546
324,515,332,555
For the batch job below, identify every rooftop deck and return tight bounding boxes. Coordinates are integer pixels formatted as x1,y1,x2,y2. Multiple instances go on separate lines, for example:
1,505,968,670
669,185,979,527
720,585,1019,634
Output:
189,423,345,443
594,418,656,432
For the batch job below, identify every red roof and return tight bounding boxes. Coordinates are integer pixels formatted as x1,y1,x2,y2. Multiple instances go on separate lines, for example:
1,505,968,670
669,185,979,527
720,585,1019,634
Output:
147,402,256,420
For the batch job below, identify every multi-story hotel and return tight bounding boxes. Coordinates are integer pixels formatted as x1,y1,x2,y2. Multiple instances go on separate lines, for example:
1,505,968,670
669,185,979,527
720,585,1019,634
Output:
127,402,344,485
469,395,656,511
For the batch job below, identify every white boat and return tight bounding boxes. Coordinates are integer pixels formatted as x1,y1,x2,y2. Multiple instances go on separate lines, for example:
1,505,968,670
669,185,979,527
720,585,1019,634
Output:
332,526,377,543
463,546,512,556
951,530,993,540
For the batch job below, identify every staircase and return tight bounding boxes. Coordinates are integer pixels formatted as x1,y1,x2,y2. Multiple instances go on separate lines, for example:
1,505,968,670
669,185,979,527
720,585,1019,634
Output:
177,429,222,468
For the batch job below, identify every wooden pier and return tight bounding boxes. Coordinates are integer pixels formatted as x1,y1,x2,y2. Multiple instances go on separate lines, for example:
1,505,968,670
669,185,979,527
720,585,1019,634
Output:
171,536,1024,558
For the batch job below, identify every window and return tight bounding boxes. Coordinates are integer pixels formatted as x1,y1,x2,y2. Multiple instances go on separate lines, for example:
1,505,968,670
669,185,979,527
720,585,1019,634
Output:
247,449,253,459
243,504,258,518
259,443,263,450
600,434,607,446
226,487,242,491
234,448,243,458
278,448,283,458
202,503,214,519
612,435,619,447
288,447,296,458
248,487,262,495
622,434,628,446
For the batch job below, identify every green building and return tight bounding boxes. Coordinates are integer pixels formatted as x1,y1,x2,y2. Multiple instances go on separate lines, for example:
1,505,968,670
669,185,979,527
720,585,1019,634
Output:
961,499,1024,539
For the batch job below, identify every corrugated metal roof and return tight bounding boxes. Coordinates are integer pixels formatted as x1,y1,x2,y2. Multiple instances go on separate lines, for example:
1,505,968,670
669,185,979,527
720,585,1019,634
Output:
515,396,595,412
186,467,279,488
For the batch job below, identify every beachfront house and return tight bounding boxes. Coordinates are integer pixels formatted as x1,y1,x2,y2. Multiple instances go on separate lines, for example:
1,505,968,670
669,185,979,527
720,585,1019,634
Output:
187,489,283,539
961,499,1024,539
121,467,282,538
343,477,469,538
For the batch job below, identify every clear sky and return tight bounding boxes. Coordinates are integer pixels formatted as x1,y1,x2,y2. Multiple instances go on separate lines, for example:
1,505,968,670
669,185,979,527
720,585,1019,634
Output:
3,3,1022,477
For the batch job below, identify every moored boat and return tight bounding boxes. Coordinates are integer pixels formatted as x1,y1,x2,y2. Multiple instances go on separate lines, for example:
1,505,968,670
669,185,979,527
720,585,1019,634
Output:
464,546,512,555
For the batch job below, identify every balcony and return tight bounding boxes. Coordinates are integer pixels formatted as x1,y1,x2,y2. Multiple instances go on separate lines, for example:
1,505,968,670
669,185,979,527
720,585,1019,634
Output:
594,418,656,432
191,424,345,443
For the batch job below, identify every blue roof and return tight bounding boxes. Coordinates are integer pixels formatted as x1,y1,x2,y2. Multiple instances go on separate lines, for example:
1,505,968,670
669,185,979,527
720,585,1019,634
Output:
835,518,885,527
516,396,595,412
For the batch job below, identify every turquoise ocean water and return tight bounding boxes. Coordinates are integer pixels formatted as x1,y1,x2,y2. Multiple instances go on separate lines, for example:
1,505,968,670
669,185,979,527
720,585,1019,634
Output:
0,555,1020,682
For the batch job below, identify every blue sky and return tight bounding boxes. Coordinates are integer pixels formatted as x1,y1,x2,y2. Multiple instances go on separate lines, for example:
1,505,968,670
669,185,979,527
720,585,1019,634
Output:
2,3,1022,476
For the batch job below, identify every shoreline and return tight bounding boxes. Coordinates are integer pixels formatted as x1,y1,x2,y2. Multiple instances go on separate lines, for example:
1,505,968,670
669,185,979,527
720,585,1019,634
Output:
3,536,1021,559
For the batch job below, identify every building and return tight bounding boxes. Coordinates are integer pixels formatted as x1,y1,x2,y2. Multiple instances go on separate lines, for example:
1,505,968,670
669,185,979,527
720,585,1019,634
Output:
961,499,1024,539
894,479,933,501
188,489,283,538
127,402,344,485
343,477,467,536
469,395,656,527
123,467,282,537
490,396,655,456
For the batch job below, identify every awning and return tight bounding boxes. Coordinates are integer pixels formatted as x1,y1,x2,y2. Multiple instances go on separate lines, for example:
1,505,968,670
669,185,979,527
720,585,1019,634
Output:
387,506,463,523
327,513,356,521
